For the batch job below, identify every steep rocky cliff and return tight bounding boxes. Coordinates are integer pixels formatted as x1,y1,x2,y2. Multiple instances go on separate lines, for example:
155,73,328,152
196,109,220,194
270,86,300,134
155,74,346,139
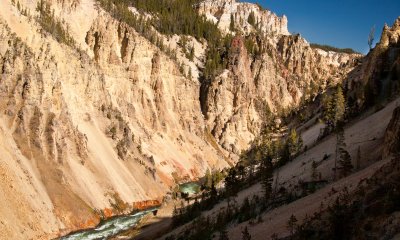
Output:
383,106,400,158
198,0,289,36
0,0,360,238
0,0,228,238
200,0,360,155
346,17,400,110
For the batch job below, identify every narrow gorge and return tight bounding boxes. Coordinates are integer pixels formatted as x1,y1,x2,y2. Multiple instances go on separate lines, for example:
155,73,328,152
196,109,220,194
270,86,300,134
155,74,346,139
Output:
0,0,399,239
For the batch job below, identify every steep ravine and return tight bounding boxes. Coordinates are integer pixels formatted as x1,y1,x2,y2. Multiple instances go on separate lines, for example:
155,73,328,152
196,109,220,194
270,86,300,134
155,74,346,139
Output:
0,1,227,238
0,0,361,238
201,34,359,155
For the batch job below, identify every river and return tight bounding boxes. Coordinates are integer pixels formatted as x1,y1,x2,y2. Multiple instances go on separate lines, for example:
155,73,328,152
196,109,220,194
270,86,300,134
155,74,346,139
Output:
179,182,201,195
60,207,158,240
60,183,199,239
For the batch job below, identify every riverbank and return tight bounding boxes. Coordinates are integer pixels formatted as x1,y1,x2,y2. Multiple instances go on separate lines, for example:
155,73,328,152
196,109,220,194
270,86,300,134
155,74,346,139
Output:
60,207,160,240
57,197,162,240
110,200,176,240
109,182,203,239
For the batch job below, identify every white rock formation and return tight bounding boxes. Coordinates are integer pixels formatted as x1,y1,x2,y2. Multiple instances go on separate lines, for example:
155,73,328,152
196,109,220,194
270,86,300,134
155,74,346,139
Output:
198,0,289,36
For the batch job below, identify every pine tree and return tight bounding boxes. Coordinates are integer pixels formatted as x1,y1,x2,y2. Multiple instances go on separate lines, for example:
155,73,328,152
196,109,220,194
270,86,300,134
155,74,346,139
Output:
188,45,195,61
237,164,246,181
280,142,291,166
219,229,230,240
339,148,353,177
322,93,335,128
172,205,179,226
210,177,218,201
322,85,346,129
336,127,353,178
356,146,361,170
333,85,346,126
335,128,344,180
287,214,298,238
230,14,235,31
247,11,255,26
204,168,212,189
225,167,239,196
311,160,318,181
241,226,252,240
271,233,279,240
368,25,375,50
188,68,192,80
287,129,303,157
260,155,273,200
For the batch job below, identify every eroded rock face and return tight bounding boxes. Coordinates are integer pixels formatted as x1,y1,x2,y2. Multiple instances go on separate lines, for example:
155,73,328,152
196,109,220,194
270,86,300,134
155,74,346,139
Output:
202,36,256,155
197,0,360,154
380,17,400,48
0,0,228,238
0,0,360,238
198,0,289,36
202,33,359,154
346,17,400,110
383,107,400,158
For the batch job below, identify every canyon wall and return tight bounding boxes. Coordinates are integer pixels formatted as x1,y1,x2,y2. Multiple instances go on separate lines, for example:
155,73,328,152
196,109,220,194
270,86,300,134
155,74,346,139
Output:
0,0,360,238
0,0,227,238
200,0,360,154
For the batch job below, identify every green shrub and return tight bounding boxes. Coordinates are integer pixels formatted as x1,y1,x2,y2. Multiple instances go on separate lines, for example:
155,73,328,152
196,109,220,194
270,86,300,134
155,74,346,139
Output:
95,0,231,81
310,43,360,54
36,0,75,47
